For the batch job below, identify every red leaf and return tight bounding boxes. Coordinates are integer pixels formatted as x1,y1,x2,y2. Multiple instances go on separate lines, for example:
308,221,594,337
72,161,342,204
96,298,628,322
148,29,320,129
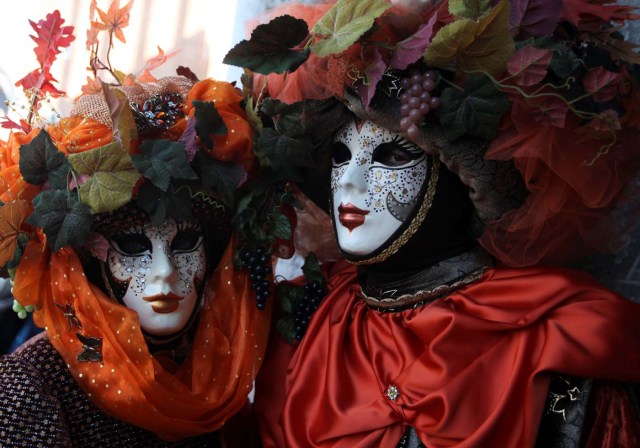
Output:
29,10,75,71
562,0,639,31
0,116,24,131
506,46,552,86
390,13,437,70
583,67,621,102
588,110,621,132
15,69,65,97
355,46,386,109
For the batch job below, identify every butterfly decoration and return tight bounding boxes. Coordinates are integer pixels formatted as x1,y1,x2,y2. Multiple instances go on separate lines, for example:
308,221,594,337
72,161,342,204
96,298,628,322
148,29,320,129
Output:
76,332,103,363
55,303,83,332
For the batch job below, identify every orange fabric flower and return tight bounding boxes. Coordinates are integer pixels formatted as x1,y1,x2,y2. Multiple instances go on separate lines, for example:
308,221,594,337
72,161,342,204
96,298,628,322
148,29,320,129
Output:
186,79,255,171
47,116,113,154
0,129,41,204
13,236,271,440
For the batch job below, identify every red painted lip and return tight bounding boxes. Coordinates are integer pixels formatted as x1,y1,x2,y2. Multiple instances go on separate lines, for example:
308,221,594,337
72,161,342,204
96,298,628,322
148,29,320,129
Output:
338,202,369,232
144,293,183,314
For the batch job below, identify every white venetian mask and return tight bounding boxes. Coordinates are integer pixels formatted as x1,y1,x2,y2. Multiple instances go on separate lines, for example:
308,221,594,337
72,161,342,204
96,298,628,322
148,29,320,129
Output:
331,119,429,257
106,218,206,337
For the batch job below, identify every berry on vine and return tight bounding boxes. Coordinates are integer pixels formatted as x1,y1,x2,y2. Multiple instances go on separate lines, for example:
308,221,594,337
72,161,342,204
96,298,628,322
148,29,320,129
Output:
240,246,273,310
398,68,440,139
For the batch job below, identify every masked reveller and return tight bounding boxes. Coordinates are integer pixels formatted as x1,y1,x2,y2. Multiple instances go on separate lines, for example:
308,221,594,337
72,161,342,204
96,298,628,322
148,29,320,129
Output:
0,75,271,446
227,0,640,446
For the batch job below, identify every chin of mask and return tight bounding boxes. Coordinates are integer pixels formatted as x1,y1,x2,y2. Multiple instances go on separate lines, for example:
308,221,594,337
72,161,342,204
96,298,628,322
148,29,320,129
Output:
331,119,429,257
105,218,206,337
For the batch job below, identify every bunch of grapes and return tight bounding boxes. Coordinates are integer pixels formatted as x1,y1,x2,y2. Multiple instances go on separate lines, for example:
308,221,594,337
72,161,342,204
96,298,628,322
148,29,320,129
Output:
240,246,272,310
398,69,441,140
293,280,326,341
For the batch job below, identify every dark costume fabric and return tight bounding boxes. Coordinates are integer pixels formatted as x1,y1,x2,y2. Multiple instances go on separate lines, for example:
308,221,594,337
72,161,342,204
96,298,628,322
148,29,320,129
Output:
0,333,219,447
268,262,640,448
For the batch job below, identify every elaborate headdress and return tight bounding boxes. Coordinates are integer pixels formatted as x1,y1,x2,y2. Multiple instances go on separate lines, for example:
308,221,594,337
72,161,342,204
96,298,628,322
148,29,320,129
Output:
225,0,640,269
0,6,286,440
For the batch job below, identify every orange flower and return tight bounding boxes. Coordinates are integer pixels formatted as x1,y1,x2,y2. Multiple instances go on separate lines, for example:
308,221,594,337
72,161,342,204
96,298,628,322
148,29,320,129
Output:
0,129,41,204
186,79,255,171
47,116,113,154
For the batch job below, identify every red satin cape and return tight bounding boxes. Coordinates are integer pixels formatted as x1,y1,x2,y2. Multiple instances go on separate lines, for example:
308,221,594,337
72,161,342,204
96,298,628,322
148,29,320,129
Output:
276,265,640,447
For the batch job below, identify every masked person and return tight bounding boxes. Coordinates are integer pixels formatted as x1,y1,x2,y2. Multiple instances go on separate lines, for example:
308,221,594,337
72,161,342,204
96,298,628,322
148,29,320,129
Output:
225,0,640,446
0,75,271,447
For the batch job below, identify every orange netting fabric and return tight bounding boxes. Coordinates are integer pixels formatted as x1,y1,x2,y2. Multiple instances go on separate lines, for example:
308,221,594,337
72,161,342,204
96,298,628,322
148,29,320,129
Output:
481,99,640,267
12,235,271,441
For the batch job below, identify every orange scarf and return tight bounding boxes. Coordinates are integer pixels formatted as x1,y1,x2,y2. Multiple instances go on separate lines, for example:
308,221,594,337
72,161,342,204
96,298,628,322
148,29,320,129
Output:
13,235,270,441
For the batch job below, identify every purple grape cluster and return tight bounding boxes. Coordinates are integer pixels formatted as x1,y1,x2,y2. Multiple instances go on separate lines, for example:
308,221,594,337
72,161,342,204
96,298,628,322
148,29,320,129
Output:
240,246,272,310
293,280,326,341
398,69,441,140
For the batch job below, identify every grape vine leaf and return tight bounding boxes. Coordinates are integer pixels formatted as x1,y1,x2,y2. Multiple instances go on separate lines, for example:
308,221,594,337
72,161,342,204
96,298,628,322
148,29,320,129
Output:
19,129,70,189
0,200,30,266
510,0,563,39
506,45,553,86
192,100,227,150
391,14,437,70
135,183,193,227
311,0,392,57
193,152,244,206
67,141,141,213
425,0,514,76
131,139,198,191
437,75,510,141
257,128,315,170
26,190,92,252
268,210,292,240
223,15,310,75
449,0,491,20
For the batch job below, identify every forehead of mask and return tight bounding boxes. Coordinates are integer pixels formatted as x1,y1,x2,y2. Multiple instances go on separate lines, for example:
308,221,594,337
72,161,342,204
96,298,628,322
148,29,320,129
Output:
106,218,207,337
330,119,429,257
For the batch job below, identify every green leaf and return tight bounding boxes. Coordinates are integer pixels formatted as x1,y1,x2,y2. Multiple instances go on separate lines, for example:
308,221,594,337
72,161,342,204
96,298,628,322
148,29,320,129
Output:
193,152,244,206
532,37,580,79
258,128,315,170
276,316,297,344
223,15,311,75
311,0,392,57
192,100,227,150
436,75,510,141
131,139,198,191
235,190,256,217
268,210,292,240
425,0,514,76
261,99,305,136
135,183,193,227
276,283,304,314
19,129,70,189
26,190,92,252
302,252,323,284
68,142,141,213
449,0,491,19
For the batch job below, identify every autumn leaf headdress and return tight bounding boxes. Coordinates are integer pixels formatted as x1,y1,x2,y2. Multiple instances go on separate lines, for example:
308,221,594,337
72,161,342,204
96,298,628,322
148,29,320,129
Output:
0,3,294,297
224,0,640,268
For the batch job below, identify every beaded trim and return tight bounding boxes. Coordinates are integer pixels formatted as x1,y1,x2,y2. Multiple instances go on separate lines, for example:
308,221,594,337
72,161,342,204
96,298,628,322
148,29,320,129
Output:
353,158,440,265
360,266,488,312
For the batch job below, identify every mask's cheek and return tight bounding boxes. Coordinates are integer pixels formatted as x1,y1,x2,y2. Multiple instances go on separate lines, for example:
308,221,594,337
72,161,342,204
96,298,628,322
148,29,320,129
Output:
173,247,207,298
330,165,348,195
107,250,150,295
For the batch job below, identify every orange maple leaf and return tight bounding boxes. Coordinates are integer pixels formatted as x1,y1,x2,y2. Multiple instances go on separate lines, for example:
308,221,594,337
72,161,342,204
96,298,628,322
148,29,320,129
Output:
137,46,180,82
95,0,134,45
0,200,30,266
80,76,103,95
